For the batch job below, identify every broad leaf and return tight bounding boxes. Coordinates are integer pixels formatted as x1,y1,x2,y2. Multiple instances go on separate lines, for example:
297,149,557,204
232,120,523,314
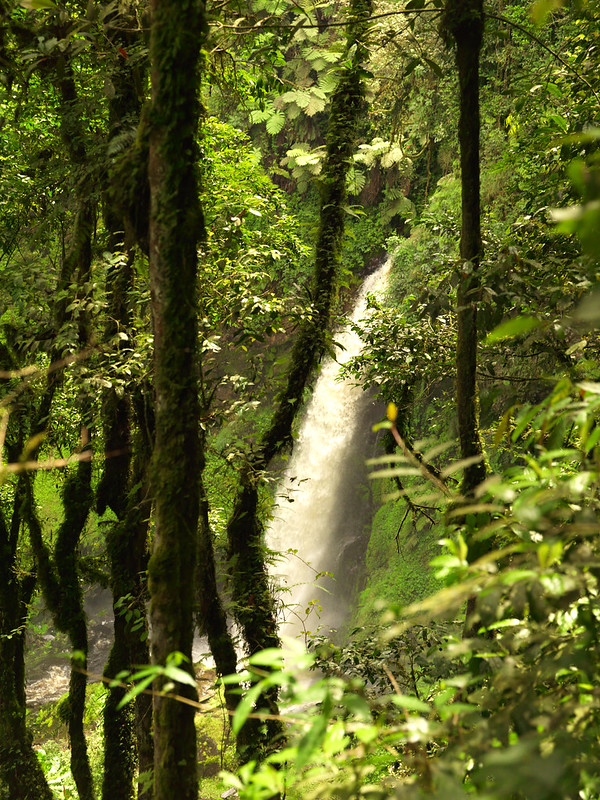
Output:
485,315,543,344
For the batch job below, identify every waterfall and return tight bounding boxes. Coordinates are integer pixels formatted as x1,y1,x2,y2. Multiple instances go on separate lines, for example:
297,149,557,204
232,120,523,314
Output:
267,258,391,640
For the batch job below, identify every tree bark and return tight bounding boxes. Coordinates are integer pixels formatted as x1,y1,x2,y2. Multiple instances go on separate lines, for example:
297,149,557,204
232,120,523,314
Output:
442,0,487,637
443,0,487,495
0,506,53,800
195,434,238,712
98,11,153,797
146,1,205,798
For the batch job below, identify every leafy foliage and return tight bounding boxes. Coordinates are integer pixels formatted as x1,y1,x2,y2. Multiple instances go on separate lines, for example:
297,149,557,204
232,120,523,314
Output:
220,378,600,800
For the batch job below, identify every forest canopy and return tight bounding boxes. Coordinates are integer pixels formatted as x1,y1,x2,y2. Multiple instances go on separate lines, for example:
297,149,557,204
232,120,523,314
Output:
0,0,599,798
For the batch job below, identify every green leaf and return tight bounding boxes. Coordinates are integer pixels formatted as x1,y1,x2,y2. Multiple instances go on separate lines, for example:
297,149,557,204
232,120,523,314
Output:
538,541,562,569
368,467,420,479
545,83,563,100
485,316,543,344
423,57,443,77
117,675,156,709
390,694,430,713
248,648,285,668
494,406,515,446
404,58,419,77
584,425,600,453
440,455,484,478
511,404,538,442
548,113,568,133
530,0,564,26
232,681,265,735
304,93,326,117
162,665,197,688
342,692,372,721
20,0,57,8
578,381,600,395
266,111,285,135
500,570,537,585
295,712,328,769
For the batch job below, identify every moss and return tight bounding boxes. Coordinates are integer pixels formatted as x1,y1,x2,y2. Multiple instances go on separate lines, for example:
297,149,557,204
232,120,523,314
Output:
358,496,441,623
146,2,207,798
0,641,54,799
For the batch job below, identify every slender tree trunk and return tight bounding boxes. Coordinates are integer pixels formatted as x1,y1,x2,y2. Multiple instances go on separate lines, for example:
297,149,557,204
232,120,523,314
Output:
442,0,487,636
443,0,486,494
196,435,238,711
98,13,151,794
146,1,205,798
0,344,53,800
25,62,96,785
129,387,155,799
0,511,52,800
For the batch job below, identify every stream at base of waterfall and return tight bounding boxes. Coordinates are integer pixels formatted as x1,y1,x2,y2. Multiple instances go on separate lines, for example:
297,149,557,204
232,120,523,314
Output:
266,257,391,642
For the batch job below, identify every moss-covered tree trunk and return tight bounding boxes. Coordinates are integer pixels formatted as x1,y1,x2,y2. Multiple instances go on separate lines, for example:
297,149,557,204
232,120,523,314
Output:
146,1,205,798
442,0,487,637
0,490,52,799
226,0,373,755
444,0,486,495
19,50,98,797
58,449,96,800
98,9,153,797
99,241,137,800
124,400,155,800
0,340,53,799
195,432,238,714
25,442,95,800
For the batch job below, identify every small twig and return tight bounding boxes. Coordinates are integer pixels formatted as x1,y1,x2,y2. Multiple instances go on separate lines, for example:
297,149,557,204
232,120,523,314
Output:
390,423,452,497
0,450,93,475
78,668,217,712
0,348,94,410
409,652,420,701
478,370,546,383
395,504,411,554
382,663,401,695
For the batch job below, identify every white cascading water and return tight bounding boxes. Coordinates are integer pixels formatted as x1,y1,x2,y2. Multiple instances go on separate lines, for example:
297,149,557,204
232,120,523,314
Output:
267,257,391,640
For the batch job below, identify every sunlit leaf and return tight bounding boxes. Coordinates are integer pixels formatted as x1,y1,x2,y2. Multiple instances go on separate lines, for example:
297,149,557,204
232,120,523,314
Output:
390,694,430,713
485,316,543,344
265,111,285,135
20,0,57,8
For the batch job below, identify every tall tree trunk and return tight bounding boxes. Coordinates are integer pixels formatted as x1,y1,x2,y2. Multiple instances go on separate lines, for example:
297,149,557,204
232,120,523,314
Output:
442,0,487,636
442,0,486,495
25,56,96,787
128,387,155,800
195,432,239,714
26,432,95,800
98,9,152,797
146,1,205,798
